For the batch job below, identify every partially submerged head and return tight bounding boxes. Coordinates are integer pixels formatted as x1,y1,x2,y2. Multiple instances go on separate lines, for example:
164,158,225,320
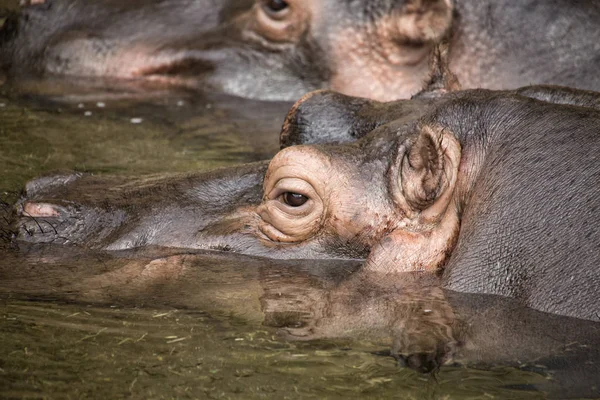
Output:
257,114,463,270
2,0,454,101
14,88,465,270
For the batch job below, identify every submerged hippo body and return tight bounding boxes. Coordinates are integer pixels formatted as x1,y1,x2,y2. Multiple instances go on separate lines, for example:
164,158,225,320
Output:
12,85,600,321
2,0,600,100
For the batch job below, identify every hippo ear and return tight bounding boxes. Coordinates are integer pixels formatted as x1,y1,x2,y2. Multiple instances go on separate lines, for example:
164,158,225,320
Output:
392,0,453,44
400,125,461,213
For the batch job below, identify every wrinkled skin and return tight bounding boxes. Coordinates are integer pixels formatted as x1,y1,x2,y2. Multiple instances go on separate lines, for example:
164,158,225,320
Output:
263,85,600,322
11,85,600,323
2,0,600,101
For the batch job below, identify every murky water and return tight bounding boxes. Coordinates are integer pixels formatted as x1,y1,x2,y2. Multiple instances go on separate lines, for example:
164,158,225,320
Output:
0,83,557,400
0,3,598,396
0,82,569,400
0,78,288,198
0,244,554,400
0,300,549,400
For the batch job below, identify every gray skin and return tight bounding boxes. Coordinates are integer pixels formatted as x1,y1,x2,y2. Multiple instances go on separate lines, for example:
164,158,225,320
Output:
270,85,600,323
11,85,600,323
2,0,600,101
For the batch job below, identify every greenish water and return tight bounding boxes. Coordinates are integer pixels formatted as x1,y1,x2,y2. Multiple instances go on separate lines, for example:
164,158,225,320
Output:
0,80,286,199
0,80,560,399
0,6,588,395
0,300,547,400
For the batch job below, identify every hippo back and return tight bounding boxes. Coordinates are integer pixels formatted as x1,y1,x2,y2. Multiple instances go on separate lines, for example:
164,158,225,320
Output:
441,94,600,321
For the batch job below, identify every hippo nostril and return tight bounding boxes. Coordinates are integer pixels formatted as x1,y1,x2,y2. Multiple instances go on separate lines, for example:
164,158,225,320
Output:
20,0,51,9
22,202,61,218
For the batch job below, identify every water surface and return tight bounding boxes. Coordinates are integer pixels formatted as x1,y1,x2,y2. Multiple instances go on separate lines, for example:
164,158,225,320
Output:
0,33,596,399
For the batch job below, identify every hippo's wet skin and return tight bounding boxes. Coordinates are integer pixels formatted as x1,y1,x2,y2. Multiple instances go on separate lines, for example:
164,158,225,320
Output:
12,85,600,323
2,0,600,101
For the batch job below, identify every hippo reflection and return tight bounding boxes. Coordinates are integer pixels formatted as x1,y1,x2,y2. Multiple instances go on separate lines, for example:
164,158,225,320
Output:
1,246,599,397
13,85,600,322
2,0,600,100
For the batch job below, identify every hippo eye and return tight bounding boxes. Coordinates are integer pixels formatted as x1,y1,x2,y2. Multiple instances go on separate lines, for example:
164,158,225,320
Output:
282,192,308,207
263,0,289,14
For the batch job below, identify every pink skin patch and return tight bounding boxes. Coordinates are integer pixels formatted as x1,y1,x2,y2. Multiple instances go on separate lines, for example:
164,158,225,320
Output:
23,202,60,218
20,0,46,5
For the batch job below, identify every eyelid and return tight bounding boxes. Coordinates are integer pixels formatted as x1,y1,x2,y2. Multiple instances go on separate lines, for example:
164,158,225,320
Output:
269,177,315,200
274,198,312,217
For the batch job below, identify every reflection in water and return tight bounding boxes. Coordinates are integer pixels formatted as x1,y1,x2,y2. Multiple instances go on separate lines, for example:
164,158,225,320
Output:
1,244,599,398
0,77,599,398
0,301,548,399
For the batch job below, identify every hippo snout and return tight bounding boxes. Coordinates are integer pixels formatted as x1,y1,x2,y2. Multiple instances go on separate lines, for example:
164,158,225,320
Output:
17,199,76,245
13,173,128,247
15,198,113,247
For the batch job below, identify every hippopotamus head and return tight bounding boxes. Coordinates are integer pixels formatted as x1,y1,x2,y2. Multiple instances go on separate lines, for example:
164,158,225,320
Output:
0,0,453,101
13,84,595,262
12,89,438,259
12,85,600,321
260,86,600,322
252,90,463,267
10,85,600,325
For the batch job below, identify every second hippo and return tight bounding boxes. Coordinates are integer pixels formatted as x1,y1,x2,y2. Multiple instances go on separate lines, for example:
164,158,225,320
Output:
1,0,600,100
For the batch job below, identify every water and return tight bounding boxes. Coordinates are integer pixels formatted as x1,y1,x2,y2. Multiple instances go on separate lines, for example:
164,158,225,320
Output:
0,8,598,398
0,79,570,400
0,300,548,399
0,245,552,400
0,78,288,198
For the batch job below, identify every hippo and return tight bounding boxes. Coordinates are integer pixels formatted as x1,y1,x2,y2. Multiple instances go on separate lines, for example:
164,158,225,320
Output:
11,85,600,323
2,0,600,101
